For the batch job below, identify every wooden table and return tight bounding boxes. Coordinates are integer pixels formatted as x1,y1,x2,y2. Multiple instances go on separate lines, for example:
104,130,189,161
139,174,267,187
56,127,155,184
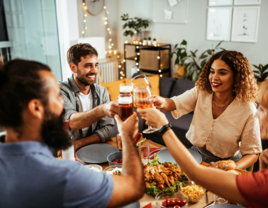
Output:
76,138,247,208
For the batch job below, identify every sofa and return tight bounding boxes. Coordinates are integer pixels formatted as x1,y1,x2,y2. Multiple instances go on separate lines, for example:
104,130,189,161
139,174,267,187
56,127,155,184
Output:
112,76,195,149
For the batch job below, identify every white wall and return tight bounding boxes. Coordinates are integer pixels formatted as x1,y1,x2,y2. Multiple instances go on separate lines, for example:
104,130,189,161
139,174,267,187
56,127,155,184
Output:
56,0,79,81
76,0,118,54
117,0,268,74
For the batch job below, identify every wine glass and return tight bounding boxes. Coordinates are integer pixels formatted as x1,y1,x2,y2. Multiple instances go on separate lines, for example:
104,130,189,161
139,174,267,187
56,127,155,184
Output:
131,74,158,134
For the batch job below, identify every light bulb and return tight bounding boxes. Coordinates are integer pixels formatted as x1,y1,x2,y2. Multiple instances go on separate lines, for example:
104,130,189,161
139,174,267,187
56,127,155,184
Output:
84,14,87,17
120,77,123,79
158,69,161,72
136,46,139,49
114,50,117,54
136,63,138,65
109,46,112,49
157,56,160,59
160,74,163,77
104,6,106,9
84,20,86,22
82,31,84,34
120,71,123,74
107,11,109,14
119,65,121,68
83,3,85,5
108,31,111,34
107,28,110,31
123,59,126,62
109,50,112,54
125,41,128,43
137,53,140,55
111,43,114,46
134,57,137,60
105,17,107,20
104,21,107,25
109,38,112,42
85,27,87,29
137,68,140,71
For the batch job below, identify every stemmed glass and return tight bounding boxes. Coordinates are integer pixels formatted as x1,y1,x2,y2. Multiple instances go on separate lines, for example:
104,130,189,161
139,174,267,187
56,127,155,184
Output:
131,74,158,134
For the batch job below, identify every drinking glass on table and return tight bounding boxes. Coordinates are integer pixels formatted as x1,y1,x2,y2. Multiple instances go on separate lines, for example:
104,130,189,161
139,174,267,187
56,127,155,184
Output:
118,94,133,121
131,74,158,134
214,194,228,205
138,141,150,165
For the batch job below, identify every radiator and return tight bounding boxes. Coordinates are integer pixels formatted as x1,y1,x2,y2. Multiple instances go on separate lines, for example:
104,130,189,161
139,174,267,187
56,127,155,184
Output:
96,61,118,84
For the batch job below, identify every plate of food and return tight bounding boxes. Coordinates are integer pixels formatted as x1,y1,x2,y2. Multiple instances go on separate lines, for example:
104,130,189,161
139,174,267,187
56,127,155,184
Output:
119,201,140,208
144,154,189,196
157,148,202,166
76,144,118,163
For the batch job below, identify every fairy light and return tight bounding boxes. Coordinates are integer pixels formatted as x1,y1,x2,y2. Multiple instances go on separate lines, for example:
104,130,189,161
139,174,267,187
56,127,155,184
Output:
158,69,161,72
157,56,160,59
137,52,140,55
109,38,112,42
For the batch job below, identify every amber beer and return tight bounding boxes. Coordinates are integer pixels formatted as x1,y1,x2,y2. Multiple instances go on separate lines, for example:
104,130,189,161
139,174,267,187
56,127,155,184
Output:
134,87,154,109
118,94,133,121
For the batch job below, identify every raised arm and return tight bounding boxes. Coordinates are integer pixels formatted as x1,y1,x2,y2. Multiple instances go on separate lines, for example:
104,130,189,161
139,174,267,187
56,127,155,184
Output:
138,108,248,205
107,113,145,208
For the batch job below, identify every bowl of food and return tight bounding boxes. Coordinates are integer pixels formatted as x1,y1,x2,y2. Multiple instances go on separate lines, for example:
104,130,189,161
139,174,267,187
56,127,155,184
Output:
107,151,123,166
179,181,205,204
85,164,103,172
104,165,122,175
155,190,188,208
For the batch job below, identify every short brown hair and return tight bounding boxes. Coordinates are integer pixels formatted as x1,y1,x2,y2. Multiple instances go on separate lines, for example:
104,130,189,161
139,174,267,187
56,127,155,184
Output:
195,50,258,103
0,59,51,131
67,43,98,65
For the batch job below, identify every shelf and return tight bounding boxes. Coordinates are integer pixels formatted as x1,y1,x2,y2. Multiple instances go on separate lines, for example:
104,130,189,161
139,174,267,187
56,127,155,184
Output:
124,43,171,48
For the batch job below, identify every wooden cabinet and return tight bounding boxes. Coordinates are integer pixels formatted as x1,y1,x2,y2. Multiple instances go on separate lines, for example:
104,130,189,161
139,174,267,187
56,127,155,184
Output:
124,43,171,77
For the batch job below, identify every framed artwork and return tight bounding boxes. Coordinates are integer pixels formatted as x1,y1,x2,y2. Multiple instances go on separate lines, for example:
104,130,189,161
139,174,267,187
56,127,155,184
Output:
152,0,189,23
231,7,260,42
208,0,233,6
207,7,232,41
234,0,261,5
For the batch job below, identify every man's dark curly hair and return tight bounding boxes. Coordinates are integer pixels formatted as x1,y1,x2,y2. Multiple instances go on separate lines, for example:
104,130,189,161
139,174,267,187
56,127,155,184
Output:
0,58,51,132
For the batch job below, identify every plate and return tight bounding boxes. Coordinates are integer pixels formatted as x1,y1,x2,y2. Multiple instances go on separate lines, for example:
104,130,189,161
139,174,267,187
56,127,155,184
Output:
119,201,140,208
76,144,118,163
210,204,245,207
157,148,202,166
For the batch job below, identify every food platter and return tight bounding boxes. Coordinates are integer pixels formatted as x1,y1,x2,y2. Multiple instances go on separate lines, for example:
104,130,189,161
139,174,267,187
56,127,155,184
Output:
157,148,202,166
76,144,118,163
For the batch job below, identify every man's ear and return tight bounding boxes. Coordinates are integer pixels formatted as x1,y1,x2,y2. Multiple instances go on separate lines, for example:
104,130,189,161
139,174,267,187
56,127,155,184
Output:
70,63,77,73
28,99,44,120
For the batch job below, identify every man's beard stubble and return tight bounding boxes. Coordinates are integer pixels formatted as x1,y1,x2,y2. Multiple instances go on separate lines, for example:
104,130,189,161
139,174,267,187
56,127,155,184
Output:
76,66,96,86
41,108,73,150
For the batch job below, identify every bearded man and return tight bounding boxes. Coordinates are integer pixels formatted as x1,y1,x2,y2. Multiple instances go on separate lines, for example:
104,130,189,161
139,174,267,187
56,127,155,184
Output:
60,44,118,151
0,59,144,208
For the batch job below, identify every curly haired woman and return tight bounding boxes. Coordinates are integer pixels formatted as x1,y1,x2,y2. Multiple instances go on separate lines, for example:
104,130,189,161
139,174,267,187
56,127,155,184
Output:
150,50,261,169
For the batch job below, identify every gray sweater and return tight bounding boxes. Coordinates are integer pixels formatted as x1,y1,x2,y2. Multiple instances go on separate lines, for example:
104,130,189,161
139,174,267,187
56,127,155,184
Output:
60,75,114,142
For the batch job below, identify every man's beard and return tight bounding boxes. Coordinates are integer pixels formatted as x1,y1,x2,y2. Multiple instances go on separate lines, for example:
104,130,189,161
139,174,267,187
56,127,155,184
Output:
76,67,96,86
41,108,73,150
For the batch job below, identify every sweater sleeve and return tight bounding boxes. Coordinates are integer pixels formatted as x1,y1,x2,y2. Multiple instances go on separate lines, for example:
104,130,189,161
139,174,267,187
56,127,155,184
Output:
170,87,198,119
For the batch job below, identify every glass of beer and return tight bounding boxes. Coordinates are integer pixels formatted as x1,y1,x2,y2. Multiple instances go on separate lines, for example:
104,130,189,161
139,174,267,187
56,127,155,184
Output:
118,94,133,121
132,74,158,134
120,83,133,96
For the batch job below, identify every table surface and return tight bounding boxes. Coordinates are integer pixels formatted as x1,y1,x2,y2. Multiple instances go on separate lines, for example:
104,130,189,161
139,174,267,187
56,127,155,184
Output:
75,137,248,208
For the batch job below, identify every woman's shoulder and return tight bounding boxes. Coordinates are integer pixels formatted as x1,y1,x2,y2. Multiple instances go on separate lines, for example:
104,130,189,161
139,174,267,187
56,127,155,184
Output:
234,100,257,113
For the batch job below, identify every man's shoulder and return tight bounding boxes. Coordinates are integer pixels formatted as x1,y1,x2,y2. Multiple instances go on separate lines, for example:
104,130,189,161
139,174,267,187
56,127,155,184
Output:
94,84,108,95
59,79,74,94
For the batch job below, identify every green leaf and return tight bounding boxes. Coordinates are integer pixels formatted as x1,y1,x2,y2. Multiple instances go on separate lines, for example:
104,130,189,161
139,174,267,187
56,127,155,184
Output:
253,64,259,69
173,43,178,49
192,70,198,81
175,58,179,65
207,50,212,55
190,51,196,57
181,40,187,45
263,64,268,71
215,40,224,49
200,54,208,59
219,47,225,51
201,59,207,68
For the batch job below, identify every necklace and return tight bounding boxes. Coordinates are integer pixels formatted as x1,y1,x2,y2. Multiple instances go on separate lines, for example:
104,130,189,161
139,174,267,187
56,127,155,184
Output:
212,96,232,108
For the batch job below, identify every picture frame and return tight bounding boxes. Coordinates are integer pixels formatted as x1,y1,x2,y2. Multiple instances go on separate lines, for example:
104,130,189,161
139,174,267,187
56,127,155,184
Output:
234,0,261,5
207,7,232,41
152,0,188,24
208,0,233,6
231,7,260,42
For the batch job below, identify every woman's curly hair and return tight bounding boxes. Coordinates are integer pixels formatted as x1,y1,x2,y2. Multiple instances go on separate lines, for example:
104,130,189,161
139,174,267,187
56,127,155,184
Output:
195,50,258,103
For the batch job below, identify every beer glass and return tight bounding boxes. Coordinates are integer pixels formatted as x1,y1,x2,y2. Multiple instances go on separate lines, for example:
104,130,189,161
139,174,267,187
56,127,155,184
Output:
118,94,133,121
132,74,158,134
120,83,133,96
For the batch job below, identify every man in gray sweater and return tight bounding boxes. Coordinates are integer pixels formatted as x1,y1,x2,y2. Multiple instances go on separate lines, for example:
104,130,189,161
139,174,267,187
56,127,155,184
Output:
60,43,118,151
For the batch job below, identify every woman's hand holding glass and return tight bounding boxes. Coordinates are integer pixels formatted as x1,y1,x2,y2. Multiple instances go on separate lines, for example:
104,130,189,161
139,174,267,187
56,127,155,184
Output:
137,108,169,129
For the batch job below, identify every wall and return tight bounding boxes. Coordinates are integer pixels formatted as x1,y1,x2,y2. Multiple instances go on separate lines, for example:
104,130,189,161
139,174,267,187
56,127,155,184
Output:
56,0,79,81
117,0,268,75
77,0,118,55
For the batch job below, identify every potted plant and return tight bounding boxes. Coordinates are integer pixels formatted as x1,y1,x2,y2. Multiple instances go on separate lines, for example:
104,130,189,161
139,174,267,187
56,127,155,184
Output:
169,40,188,77
153,38,157,46
148,37,152,45
143,38,147,45
182,40,225,81
253,64,268,85
121,14,150,42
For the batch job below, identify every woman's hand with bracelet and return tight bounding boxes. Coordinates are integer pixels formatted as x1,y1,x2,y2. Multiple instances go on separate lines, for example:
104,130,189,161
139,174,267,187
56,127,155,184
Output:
137,108,169,129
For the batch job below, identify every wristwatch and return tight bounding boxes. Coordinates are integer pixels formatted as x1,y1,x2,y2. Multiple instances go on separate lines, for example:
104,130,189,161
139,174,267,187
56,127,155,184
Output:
158,124,172,136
